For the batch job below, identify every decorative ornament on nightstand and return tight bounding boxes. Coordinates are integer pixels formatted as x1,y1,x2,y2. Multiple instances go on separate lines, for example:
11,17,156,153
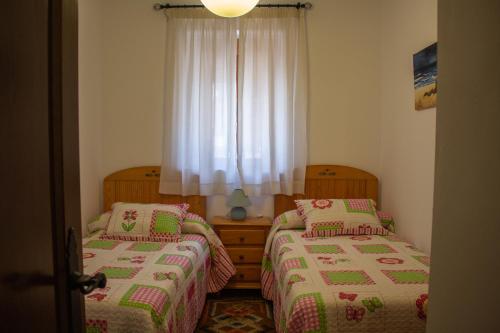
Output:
227,189,251,220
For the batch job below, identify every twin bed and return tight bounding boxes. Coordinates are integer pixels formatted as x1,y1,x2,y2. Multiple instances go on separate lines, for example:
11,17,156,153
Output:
262,166,430,333
83,167,234,333
83,165,429,333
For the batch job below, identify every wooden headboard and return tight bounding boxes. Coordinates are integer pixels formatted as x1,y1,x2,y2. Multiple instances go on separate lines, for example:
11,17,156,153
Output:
274,165,378,217
103,166,206,219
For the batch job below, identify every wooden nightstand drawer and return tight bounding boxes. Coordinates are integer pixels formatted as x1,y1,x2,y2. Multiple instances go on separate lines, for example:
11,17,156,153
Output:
231,265,261,282
219,229,267,245
227,247,264,264
211,216,271,289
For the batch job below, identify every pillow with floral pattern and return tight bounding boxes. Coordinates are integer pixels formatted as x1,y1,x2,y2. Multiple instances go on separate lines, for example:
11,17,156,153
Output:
100,202,189,242
296,199,388,237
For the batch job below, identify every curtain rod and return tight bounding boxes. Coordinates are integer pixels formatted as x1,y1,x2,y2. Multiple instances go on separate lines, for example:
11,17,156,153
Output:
153,2,313,11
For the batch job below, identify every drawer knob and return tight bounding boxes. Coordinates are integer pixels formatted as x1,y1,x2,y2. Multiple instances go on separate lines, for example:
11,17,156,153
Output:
239,274,244,279
239,255,245,261
239,237,245,243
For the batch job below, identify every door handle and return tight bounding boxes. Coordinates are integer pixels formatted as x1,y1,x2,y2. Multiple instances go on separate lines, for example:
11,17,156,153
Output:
70,271,107,295
66,227,107,295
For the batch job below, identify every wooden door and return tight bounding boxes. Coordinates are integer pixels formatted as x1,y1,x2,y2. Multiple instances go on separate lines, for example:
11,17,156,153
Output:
0,0,85,332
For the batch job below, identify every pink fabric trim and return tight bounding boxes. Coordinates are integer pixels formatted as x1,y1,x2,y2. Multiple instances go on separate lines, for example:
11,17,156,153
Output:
301,227,389,238
182,212,236,293
100,234,180,243
207,245,236,292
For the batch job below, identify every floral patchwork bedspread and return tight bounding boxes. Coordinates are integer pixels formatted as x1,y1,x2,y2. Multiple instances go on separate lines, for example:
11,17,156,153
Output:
262,230,430,333
83,231,233,333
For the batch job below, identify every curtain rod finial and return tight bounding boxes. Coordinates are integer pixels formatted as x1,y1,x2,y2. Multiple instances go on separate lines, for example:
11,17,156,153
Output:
304,2,313,9
153,3,165,11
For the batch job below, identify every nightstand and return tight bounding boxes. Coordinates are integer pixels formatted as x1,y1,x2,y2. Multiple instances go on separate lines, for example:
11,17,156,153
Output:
211,216,272,289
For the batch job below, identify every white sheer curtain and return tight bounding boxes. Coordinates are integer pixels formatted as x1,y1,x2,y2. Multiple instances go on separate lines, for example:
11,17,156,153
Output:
159,10,240,195
160,8,308,197
238,8,308,196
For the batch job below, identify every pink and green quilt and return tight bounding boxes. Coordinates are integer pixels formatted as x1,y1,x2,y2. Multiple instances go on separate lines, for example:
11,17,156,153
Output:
83,228,235,333
262,229,430,333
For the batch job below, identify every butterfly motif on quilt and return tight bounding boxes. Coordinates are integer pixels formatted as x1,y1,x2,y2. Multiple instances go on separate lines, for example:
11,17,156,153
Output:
345,305,365,322
339,292,358,301
362,297,384,312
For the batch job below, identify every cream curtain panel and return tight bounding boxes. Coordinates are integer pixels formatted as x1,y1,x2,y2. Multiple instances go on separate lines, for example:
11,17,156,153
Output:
237,9,308,196
160,8,308,196
160,10,240,195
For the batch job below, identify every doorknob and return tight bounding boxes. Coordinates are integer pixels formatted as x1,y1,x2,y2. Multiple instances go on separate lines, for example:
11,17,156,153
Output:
70,271,107,295
66,227,107,295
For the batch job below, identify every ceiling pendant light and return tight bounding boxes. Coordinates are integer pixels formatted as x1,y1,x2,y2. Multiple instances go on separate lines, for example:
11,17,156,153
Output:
200,0,260,18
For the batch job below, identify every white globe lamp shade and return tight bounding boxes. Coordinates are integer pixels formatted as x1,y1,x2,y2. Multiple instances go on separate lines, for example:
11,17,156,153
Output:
201,0,260,18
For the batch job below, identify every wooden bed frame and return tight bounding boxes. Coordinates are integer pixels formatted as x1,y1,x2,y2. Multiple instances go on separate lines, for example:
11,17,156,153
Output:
274,165,378,217
103,166,206,219
102,164,377,221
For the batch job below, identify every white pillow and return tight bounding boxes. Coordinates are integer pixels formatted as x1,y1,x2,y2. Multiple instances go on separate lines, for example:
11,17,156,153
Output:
87,211,111,234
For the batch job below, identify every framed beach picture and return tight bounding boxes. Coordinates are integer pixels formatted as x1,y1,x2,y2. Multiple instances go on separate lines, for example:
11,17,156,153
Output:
413,42,437,111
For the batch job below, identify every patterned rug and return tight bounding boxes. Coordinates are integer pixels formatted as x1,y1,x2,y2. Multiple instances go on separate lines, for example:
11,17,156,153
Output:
197,298,275,332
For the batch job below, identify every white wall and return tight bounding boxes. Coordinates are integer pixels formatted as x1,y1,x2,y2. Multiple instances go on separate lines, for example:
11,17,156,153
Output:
378,0,437,254
428,0,500,330
99,1,165,175
307,0,382,172
79,0,104,233
79,0,437,253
